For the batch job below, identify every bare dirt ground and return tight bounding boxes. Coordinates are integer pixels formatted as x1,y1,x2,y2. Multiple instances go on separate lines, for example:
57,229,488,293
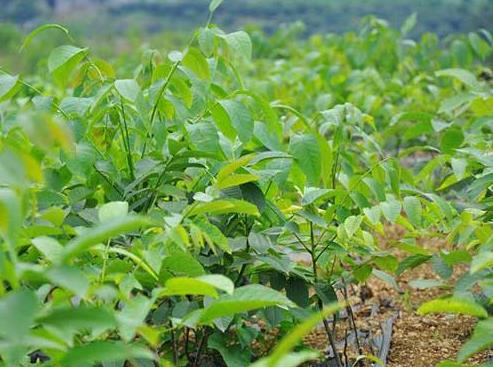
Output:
303,225,493,366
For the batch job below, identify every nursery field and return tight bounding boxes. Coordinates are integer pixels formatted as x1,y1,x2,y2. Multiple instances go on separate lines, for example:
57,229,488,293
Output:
1,1,493,366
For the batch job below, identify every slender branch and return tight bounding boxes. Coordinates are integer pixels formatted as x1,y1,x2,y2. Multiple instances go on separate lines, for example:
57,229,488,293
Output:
310,224,343,367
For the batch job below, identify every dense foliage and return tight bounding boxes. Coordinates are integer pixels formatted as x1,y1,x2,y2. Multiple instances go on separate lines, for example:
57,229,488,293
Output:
0,1,493,366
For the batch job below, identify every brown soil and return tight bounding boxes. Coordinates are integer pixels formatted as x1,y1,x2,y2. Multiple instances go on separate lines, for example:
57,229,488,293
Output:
303,225,493,367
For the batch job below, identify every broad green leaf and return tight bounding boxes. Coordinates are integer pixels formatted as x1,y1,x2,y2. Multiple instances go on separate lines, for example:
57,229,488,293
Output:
301,187,330,206
61,341,154,367
344,215,362,238
189,199,259,217
216,174,259,190
192,217,231,253
199,284,295,323
97,246,158,280
212,100,253,143
217,154,255,182
45,266,89,298
48,45,88,83
208,333,250,367
187,121,221,153
162,251,205,277
289,134,321,186
417,297,487,318
32,237,64,263
199,27,215,57
363,206,381,226
403,196,422,227
451,158,467,180
440,127,464,154
182,47,210,79
401,12,417,35
380,199,401,223
0,188,23,247
457,318,493,362
408,279,445,289
160,274,234,298
396,254,432,275
0,73,20,102
0,290,39,340
436,68,479,89
117,295,153,341
38,306,116,334
114,79,141,102
373,269,400,291
98,201,129,223
60,215,150,263
286,277,309,307
471,251,493,274
221,31,252,61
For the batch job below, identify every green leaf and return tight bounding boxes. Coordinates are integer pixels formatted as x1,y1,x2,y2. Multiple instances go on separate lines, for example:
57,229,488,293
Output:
373,269,400,291
344,215,362,238
221,31,252,61
286,278,309,308
289,134,321,186
363,206,381,226
471,251,493,274
0,290,39,341
198,27,215,57
209,333,250,367
216,174,259,190
458,318,493,362
117,295,153,341
60,215,150,263
192,217,231,253
301,187,330,206
396,254,431,276
38,306,116,334
61,341,154,367
98,201,129,223
380,199,402,223
162,250,205,277
160,275,234,298
114,79,141,102
187,121,221,153
20,23,70,52
440,127,464,154
403,196,422,227
45,266,89,298
408,279,445,289
209,0,224,12
0,73,20,102
32,237,64,263
212,100,253,143
0,188,23,248
401,12,417,35
48,45,88,83
189,199,259,217
217,154,255,182
199,284,295,323
417,297,488,318
183,47,210,80
436,68,480,89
